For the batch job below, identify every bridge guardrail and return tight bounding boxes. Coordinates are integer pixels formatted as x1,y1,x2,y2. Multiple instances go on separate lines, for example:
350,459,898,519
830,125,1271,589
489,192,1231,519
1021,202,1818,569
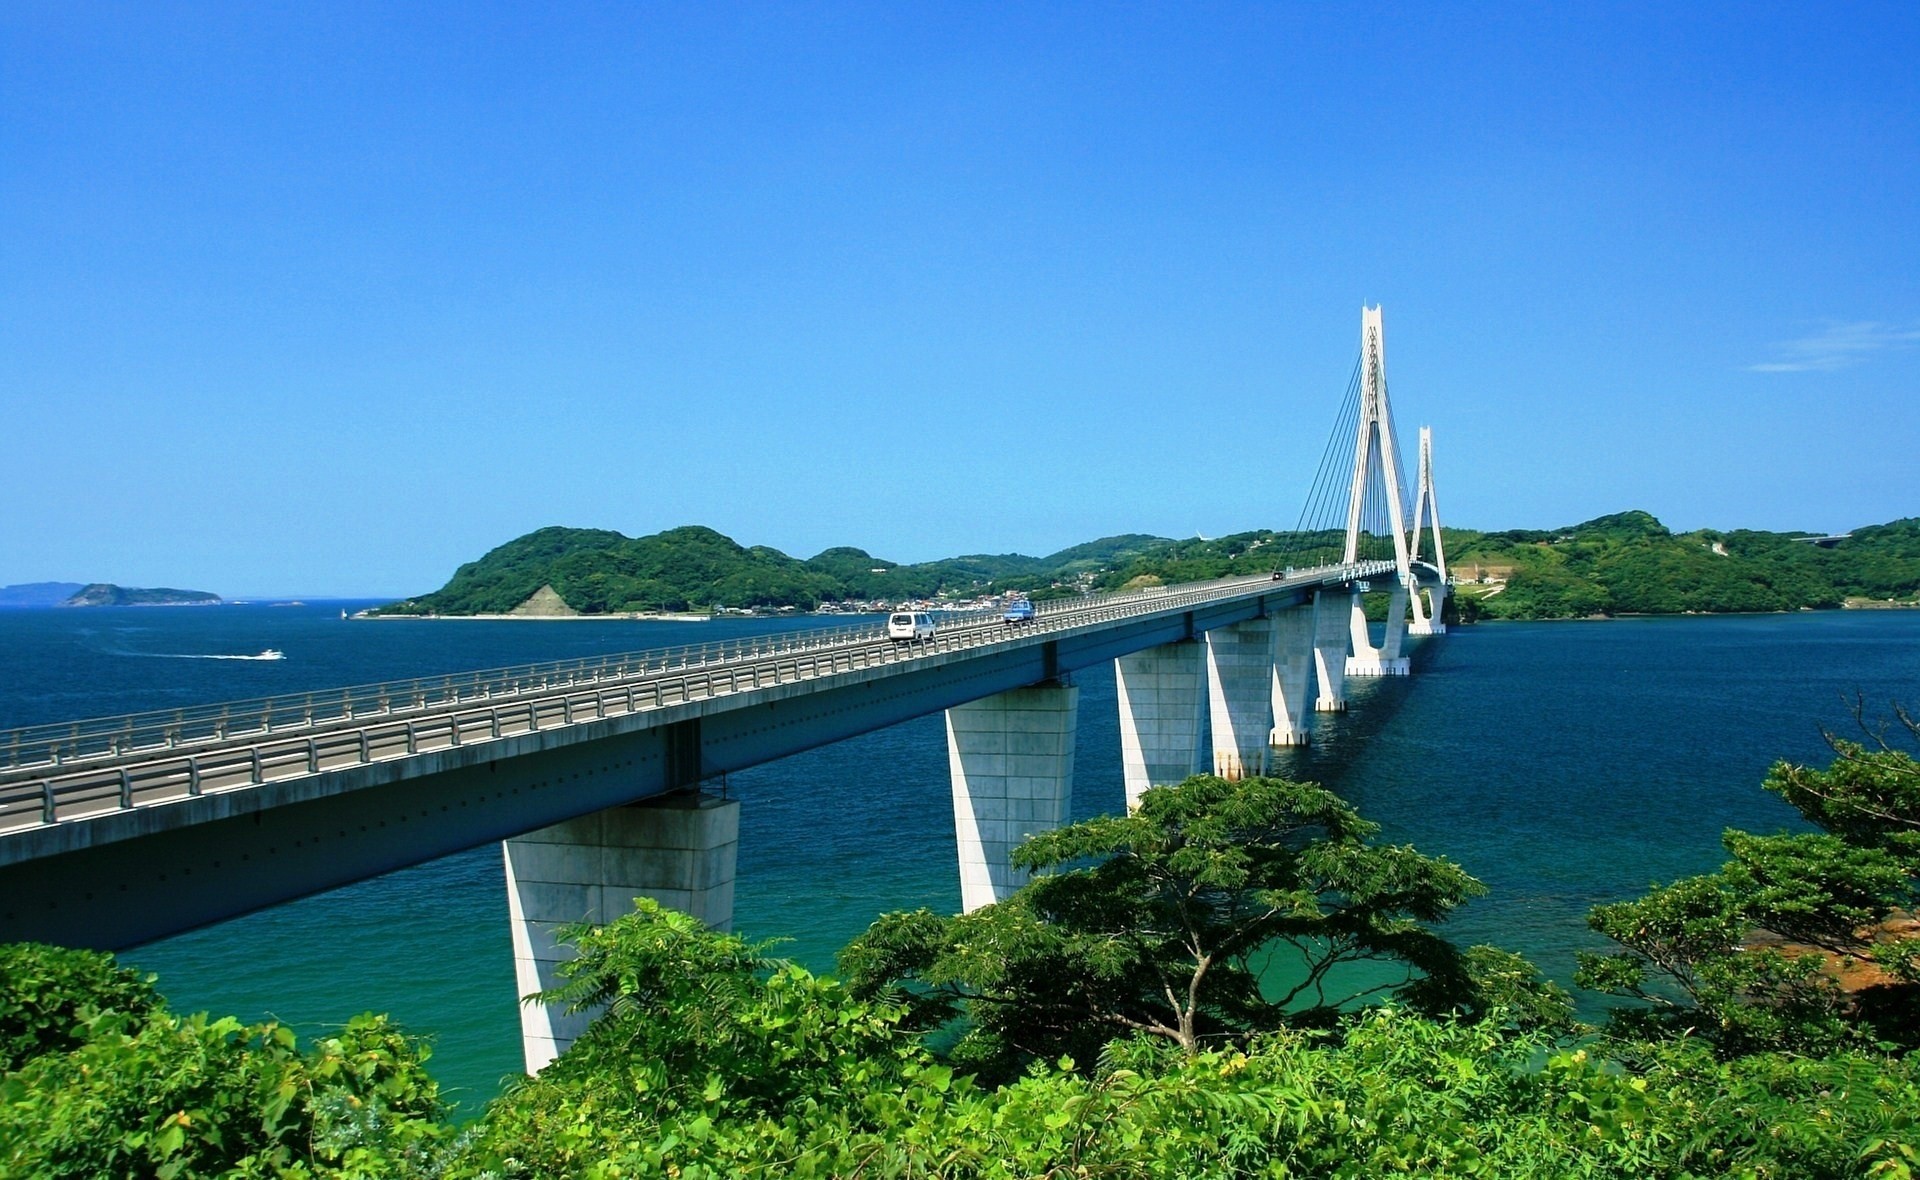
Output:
0,563,1391,834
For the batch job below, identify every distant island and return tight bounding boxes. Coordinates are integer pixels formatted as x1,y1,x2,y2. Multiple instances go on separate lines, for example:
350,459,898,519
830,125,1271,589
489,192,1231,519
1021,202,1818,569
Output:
369,513,1920,622
0,582,223,608
0,582,87,609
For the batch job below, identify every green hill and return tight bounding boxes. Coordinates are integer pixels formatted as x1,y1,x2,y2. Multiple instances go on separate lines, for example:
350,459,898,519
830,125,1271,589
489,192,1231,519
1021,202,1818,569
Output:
1446,513,1920,619
374,527,1177,615
373,516,1920,619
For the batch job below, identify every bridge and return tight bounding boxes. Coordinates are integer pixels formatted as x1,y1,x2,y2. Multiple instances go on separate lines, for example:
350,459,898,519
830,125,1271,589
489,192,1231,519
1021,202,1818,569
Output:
0,305,1451,1072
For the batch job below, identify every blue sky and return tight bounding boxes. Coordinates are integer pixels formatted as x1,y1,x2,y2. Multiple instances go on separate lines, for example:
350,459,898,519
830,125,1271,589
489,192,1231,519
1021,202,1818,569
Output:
3,4,1916,597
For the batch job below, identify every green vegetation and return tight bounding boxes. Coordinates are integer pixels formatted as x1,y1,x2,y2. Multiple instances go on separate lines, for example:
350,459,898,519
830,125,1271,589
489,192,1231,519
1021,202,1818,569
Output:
9,729,1916,1176
0,944,444,1178
1447,512,1920,620
373,526,1171,615
840,775,1565,1081
374,513,1920,619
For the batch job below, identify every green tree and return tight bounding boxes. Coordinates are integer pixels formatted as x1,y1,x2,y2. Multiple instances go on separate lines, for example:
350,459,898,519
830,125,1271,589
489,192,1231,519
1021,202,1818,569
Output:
0,943,445,1180
1578,710,1920,1055
842,775,1567,1081
0,942,156,1073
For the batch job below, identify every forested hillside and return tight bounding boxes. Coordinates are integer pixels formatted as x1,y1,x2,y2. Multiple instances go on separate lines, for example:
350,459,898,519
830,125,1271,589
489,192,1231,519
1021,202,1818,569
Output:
374,514,1920,618
1447,511,1920,619
373,526,1172,614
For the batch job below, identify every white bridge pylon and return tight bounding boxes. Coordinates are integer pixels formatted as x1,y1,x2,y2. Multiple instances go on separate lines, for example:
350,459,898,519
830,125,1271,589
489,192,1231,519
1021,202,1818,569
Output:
1407,425,1449,635
1339,304,1433,675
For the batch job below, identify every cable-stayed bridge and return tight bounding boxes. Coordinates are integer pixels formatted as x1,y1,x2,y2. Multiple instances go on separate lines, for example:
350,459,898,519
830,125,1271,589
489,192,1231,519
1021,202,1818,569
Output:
0,305,1452,1072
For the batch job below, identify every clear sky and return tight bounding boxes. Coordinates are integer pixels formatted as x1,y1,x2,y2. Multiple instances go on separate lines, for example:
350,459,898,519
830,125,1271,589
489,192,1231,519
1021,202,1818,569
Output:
3,3,1916,597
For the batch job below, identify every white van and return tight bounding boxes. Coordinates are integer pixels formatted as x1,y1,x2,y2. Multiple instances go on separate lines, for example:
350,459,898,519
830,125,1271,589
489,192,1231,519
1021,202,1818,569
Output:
886,611,936,642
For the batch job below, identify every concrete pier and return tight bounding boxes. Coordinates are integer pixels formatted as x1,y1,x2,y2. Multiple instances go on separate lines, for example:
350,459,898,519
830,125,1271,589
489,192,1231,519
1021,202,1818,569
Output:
504,791,740,1073
1206,619,1274,778
947,682,1079,912
1409,583,1448,635
1346,585,1411,677
1313,590,1350,713
1115,641,1206,811
1268,605,1316,747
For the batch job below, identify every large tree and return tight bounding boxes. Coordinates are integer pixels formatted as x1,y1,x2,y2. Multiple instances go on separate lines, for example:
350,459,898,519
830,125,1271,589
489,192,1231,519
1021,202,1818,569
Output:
842,774,1566,1079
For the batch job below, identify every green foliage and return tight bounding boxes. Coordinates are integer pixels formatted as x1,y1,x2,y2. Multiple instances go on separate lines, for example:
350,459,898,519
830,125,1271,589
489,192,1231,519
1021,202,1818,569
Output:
377,526,1175,614
0,969,444,1180
1451,511,1920,620
0,943,156,1073
841,775,1567,1081
444,999,1920,1179
1580,719,1920,1055
454,898,925,1178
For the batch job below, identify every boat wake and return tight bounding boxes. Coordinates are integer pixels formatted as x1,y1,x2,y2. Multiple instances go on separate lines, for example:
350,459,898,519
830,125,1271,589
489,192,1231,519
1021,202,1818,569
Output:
112,649,286,661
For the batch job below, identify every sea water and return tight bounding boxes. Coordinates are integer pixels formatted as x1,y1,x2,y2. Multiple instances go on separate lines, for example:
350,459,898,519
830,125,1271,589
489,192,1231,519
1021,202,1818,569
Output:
1,604,1914,1110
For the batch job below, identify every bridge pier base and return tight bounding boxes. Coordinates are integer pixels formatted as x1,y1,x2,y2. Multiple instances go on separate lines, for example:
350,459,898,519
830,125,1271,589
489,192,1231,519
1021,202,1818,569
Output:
1313,590,1350,712
1346,586,1411,677
1115,641,1206,810
1268,605,1316,748
504,791,740,1074
1207,619,1274,778
1409,584,1448,635
947,682,1078,913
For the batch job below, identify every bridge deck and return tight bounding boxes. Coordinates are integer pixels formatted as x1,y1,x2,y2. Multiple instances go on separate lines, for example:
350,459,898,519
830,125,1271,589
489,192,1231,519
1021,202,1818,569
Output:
0,563,1396,851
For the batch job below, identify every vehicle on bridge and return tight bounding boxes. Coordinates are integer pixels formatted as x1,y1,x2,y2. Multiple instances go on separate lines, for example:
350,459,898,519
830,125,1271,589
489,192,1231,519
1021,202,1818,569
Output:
1001,598,1036,625
886,611,936,642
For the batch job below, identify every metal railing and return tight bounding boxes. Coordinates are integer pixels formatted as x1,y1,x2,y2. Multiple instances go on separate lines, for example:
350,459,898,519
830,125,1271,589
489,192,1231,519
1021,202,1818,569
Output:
0,562,1389,834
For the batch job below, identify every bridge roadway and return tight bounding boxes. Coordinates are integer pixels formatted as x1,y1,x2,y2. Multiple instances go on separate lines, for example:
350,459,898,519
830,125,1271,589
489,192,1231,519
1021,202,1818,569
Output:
0,561,1398,950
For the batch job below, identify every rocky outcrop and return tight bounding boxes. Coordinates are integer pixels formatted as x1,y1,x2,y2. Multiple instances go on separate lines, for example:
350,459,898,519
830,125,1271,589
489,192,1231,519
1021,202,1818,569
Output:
509,585,578,617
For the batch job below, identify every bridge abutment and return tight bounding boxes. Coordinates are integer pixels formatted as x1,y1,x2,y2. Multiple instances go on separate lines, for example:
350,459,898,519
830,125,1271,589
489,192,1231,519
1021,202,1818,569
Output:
1346,586,1411,677
504,791,739,1074
1114,640,1206,810
1206,619,1274,778
947,682,1078,912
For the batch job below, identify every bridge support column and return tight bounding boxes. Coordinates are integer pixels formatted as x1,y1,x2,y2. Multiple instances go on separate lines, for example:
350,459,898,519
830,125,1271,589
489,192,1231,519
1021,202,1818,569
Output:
504,791,739,1074
1409,583,1448,635
1115,641,1205,811
1346,586,1411,677
948,682,1078,913
1206,619,1273,778
1268,605,1316,747
1313,590,1349,712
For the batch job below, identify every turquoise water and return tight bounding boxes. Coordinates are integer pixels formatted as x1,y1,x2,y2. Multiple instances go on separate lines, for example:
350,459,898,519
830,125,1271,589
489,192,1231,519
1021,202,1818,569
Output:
1,605,1915,1111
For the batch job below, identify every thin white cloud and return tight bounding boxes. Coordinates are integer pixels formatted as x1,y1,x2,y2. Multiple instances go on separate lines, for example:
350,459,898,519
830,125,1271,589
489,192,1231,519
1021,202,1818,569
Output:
1748,320,1920,373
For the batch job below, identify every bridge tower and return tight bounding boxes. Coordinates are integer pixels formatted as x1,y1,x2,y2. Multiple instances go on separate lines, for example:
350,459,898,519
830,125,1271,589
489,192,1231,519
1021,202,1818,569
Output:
1343,305,1415,676
1407,425,1449,635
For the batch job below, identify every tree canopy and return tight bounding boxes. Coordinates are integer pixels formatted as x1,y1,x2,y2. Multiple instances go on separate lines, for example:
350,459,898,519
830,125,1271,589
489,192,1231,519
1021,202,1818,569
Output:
840,775,1569,1081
